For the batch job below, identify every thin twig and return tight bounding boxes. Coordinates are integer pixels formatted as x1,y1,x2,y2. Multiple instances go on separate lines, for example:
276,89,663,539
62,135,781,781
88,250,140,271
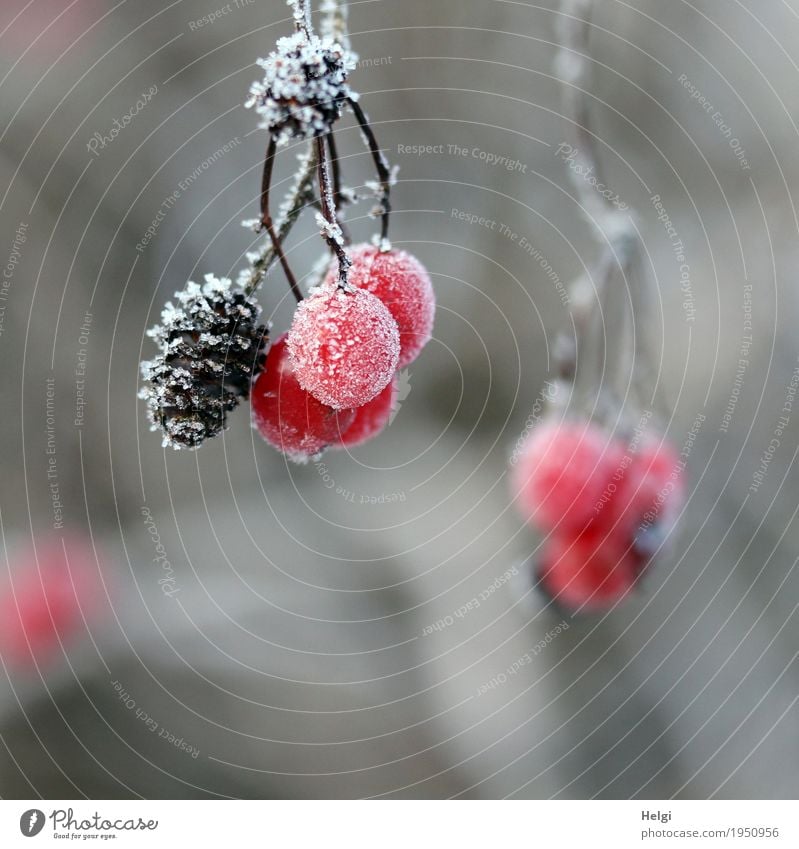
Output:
348,98,392,242
555,0,666,418
320,0,350,48
315,134,350,286
326,130,351,244
290,0,312,36
556,0,623,238
259,137,303,302
244,144,318,297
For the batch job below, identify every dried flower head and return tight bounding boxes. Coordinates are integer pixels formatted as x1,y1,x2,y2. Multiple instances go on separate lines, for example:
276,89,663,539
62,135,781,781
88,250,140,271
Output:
139,275,268,450
246,30,356,146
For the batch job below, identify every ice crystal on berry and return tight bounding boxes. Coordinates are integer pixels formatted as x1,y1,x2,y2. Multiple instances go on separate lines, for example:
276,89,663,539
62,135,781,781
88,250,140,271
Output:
246,30,355,146
139,275,268,450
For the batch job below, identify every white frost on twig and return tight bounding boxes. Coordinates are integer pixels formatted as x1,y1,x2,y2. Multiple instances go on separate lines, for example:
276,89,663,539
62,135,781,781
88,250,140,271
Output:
315,210,346,247
320,0,354,54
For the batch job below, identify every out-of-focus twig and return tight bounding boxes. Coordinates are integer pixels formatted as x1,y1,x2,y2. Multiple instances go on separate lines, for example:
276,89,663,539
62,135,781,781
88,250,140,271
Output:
554,0,667,419
320,0,350,49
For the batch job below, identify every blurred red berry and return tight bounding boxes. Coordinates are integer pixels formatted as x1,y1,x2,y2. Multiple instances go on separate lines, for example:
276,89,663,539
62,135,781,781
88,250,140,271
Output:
0,536,100,668
287,282,399,409
512,418,685,611
333,374,398,449
537,526,642,612
252,334,356,462
325,244,435,367
613,437,683,530
2,0,106,51
510,420,626,533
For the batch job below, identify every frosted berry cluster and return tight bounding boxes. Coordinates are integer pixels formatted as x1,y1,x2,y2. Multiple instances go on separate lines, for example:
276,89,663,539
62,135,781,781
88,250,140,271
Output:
139,275,268,450
246,30,355,146
252,246,435,462
510,420,684,611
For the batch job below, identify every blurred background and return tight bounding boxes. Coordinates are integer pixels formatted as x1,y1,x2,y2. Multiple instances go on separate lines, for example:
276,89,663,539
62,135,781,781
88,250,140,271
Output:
1,0,798,798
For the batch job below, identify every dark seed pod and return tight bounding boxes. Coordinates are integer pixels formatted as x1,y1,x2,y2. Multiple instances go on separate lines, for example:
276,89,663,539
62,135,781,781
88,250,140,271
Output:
139,275,268,450
246,31,355,146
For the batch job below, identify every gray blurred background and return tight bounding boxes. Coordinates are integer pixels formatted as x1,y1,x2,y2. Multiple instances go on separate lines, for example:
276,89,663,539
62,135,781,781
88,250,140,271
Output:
1,0,798,798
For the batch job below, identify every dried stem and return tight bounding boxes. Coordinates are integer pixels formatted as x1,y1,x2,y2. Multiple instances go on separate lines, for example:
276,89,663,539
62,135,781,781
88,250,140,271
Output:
291,0,313,36
315,134,350,286
259,137,303,302
557,0,616,230
244,144,318,297
555,0,666,419
320,0,350,48
326,130,351,244
348,97,392,242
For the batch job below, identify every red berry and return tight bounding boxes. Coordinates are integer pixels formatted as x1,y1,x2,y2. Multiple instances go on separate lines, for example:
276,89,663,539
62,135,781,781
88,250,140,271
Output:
325,244,435,367
333,375,398,449
287,282,399,409
0,536,101,667
611,436,683,558
252,334,356,461
615,437,682,527
537,526,641,612
510,421,626,533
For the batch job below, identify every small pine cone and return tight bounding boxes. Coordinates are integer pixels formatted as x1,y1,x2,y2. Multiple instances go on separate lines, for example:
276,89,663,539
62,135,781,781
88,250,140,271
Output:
139,275,268,450
246,31,355,145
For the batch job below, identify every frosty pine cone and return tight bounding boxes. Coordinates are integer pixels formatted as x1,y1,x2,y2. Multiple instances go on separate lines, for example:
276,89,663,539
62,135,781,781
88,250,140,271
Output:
139,275,268,450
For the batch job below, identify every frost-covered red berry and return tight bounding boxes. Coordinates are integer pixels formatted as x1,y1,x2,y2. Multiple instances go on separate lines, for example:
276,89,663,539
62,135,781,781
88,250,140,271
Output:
510,421,625,533
324,244,435,367
334,375,397,449
252,334,355,462
537,527,642,612
287,282,400,409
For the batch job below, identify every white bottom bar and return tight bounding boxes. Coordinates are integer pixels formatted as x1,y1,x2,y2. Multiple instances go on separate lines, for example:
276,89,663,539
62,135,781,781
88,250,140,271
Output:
2,800,797,847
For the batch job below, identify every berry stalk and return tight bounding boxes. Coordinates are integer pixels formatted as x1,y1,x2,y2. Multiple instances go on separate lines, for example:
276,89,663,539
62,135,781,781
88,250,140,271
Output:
315,134,351,287
290,0,312,36
259,136,304,303
243,143,318,297
348,98,392,244
320,0,350,48
325,130,351,244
